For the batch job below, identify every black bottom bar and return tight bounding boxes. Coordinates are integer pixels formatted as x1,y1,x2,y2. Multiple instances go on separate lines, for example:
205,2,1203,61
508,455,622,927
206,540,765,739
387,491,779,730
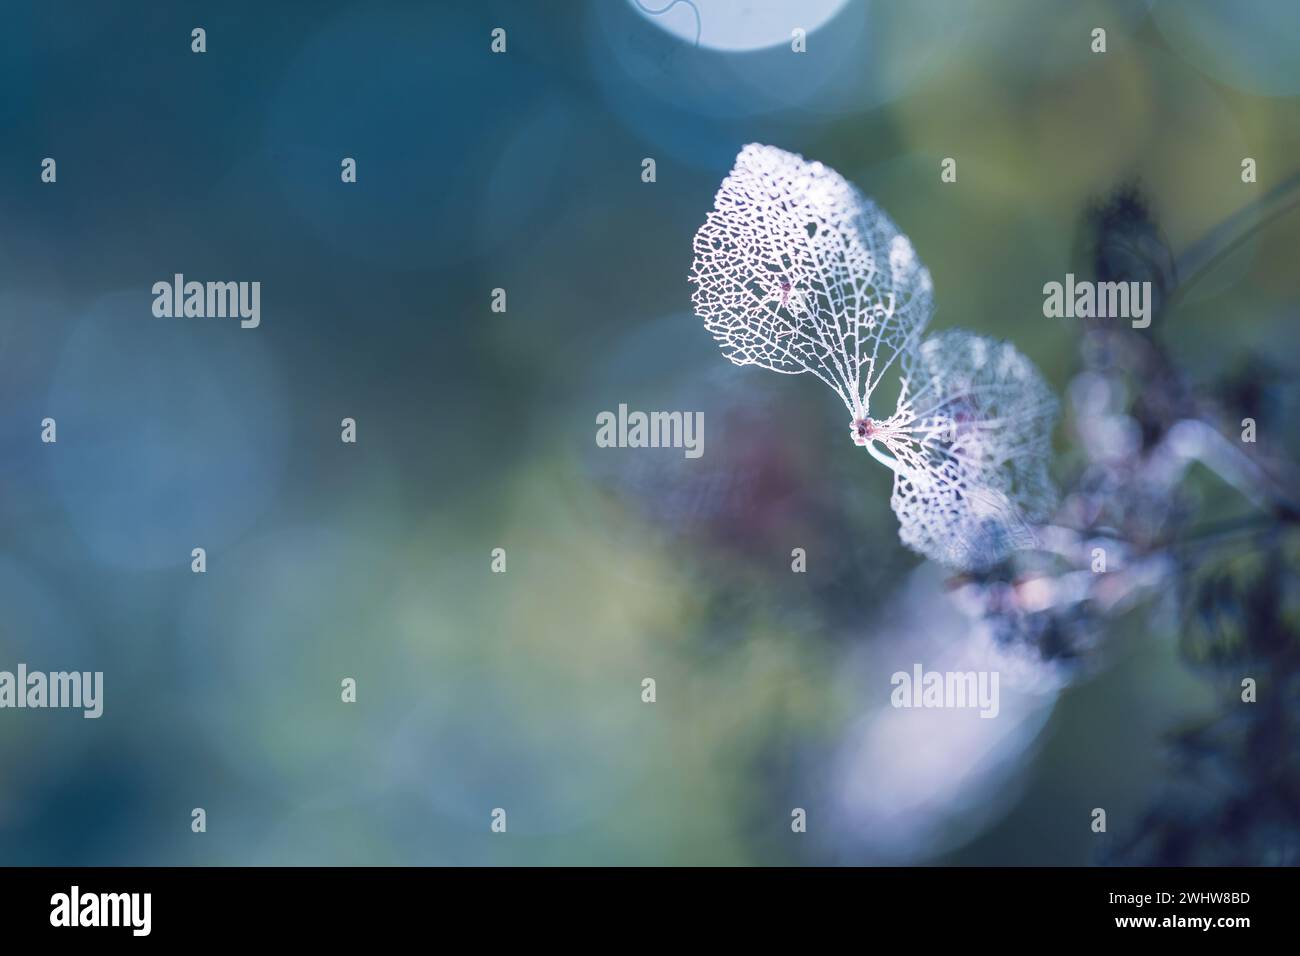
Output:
0,866,1283,941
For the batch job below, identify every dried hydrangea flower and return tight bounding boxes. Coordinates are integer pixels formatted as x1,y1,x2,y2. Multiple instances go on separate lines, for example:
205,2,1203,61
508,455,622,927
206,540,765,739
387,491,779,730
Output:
689,144,1058,570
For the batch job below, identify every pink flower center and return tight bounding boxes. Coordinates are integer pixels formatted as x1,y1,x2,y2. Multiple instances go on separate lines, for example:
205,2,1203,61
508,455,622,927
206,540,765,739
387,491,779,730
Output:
852,417,875,444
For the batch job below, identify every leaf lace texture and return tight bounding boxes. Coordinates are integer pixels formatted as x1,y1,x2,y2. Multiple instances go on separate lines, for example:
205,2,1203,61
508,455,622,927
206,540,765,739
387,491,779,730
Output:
689,145,1058,570
882,330,1059,569
690,143,933,421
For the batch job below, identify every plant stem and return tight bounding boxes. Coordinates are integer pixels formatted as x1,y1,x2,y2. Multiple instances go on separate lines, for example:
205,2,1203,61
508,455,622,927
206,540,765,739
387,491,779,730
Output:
1168,170,1300,313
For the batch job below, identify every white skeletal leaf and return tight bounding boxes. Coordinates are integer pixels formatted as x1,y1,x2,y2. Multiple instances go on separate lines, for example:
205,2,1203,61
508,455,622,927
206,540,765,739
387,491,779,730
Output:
689,143,933,418
876,331,1059,570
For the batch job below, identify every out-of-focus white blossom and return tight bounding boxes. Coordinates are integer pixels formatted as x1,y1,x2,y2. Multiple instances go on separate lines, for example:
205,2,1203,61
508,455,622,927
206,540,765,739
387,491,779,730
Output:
821,565,1059,862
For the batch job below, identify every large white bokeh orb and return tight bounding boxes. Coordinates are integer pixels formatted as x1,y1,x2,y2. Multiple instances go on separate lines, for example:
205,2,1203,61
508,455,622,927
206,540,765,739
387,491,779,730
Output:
627,0,851,52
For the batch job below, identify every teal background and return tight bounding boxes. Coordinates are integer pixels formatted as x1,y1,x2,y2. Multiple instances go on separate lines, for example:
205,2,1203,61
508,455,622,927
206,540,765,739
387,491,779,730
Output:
1,0,1297,864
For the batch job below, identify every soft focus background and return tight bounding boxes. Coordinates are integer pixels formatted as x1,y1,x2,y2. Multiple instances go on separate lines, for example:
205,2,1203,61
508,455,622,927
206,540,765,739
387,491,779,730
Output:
1,0,1298,865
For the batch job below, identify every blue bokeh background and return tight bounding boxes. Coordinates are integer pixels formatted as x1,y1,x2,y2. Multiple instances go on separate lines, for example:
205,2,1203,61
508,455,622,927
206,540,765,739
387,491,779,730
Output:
1,0,1297,864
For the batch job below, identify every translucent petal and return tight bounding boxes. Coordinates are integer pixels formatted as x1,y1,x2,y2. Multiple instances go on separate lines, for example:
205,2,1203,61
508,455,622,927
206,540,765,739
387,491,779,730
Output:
689,144,933,417
881,331,1059,570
